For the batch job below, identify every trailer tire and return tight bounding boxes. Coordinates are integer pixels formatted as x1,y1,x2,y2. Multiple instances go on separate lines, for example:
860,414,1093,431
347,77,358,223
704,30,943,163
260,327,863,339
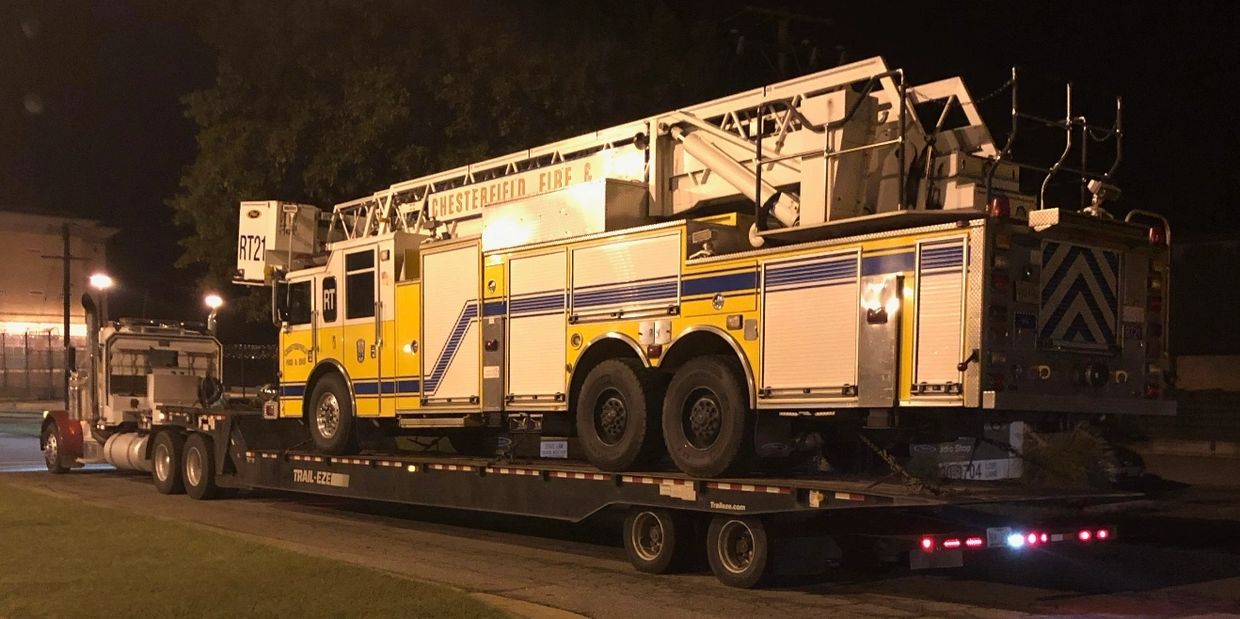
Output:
575,359,663,471
183,433,232,500
151,430,185,495
308,373,358,455
662,355,752,478
706,515,771,588
624,508,694,574
40,420,69,474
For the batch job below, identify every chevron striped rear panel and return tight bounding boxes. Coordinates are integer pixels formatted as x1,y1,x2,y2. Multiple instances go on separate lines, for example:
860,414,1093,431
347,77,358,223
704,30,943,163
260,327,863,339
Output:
1038,241,1120,351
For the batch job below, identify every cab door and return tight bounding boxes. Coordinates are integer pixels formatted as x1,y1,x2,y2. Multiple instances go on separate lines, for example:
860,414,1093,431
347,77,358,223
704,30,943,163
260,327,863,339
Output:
341,247,381,416
278,277,315,418
316,264,342,384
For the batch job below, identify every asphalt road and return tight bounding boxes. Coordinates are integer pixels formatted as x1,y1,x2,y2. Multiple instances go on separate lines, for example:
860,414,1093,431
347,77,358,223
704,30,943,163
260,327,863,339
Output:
3,429,1240,618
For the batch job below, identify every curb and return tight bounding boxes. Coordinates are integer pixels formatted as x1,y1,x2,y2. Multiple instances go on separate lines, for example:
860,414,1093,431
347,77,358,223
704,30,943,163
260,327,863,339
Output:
1134,439,1240,459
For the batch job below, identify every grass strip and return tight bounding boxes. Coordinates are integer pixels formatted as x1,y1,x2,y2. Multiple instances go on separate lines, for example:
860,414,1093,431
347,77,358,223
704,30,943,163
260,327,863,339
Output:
0,480,505,618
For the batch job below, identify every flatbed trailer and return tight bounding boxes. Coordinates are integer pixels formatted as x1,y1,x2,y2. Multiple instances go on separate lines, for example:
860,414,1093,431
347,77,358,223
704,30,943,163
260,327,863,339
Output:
125,408,1133,588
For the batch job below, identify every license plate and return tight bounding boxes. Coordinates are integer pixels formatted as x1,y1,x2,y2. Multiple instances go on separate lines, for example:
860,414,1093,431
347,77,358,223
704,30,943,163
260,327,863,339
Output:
986,526,1012,548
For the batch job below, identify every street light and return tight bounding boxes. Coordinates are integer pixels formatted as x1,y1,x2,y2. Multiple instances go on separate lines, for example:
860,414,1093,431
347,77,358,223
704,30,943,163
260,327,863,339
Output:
88,273,113,290
204,293,224,335
89,272,114,324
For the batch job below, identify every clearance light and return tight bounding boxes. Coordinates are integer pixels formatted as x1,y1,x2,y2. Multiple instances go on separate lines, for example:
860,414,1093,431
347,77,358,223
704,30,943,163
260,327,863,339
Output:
1040,533,1049,544
1007,533,1026,549
943,538,962,549
965,537,984,548
1078,530,1092,542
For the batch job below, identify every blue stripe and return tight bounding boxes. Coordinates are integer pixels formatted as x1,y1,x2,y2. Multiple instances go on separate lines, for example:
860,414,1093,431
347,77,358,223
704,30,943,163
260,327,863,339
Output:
765,271,855,288
766,260,857,286
352,379,423,395
483,300,507,316
573,274,677,292
280,384,305,397
682,271,758,296
573,281,679,307
424,302,478,393
862,251,915,275
510,293,565,314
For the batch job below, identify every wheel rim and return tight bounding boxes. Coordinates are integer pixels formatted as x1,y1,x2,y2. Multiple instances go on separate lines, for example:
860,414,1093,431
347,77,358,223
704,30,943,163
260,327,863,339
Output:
154,442,172,481
718,520,756,574
43,432,59,467
593,388,628,446
683,388,723,450
185,445,203,488
316,392,341,439
631,512,665,562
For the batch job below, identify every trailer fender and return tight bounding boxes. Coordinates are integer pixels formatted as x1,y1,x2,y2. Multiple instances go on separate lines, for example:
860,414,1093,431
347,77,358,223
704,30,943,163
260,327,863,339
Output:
41,410,83,466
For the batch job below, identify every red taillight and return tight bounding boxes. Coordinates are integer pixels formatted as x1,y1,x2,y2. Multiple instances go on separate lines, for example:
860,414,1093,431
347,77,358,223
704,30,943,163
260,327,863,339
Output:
1078,529,1093,542
965,537,984,548
988,196,1011,218
1027,532,1038,545
920,537,935,552
991,272,1010,290
1147,295,1163,313
1149,226,1166,245
989,373,1006,391
943,538,962,549
1040,533,1049,543
1096,529,1110,540
1145,383,1161,399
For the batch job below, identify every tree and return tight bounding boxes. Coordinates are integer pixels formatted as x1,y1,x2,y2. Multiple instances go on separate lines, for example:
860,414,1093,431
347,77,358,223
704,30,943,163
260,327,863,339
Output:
170,0,756,315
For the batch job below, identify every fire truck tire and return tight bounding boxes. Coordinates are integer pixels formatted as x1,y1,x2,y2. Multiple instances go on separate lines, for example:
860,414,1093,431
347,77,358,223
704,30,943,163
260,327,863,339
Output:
662,355,752,478
624,508,695,574
40,420,69,474
308,373,358,455
183,433,230,500
706,515,772,588
151,430,185,495
576,358,663,471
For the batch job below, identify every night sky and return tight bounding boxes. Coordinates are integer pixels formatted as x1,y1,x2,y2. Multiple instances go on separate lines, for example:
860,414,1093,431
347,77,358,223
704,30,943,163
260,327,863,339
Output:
3,1,1238,350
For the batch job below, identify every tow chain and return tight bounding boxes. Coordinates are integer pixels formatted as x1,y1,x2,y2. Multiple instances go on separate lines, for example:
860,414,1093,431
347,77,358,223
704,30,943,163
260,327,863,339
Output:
857,433,946,497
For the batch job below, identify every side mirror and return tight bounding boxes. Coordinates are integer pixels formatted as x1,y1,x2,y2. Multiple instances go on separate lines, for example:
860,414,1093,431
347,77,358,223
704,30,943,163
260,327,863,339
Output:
271,281,289,326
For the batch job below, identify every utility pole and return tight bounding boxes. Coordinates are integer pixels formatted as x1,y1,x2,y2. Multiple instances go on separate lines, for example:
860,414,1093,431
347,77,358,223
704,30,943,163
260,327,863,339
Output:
62,224,70,406
41,223,89,408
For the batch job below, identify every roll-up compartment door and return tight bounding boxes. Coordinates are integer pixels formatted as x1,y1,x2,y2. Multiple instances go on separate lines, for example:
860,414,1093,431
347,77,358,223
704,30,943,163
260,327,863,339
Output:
507,250,568,406
760,250,860,402
913,238,967,396
420,241,481,406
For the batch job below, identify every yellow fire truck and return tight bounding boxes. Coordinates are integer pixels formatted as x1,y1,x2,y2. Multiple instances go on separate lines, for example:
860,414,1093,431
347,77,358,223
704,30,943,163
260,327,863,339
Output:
236,57,1171,477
